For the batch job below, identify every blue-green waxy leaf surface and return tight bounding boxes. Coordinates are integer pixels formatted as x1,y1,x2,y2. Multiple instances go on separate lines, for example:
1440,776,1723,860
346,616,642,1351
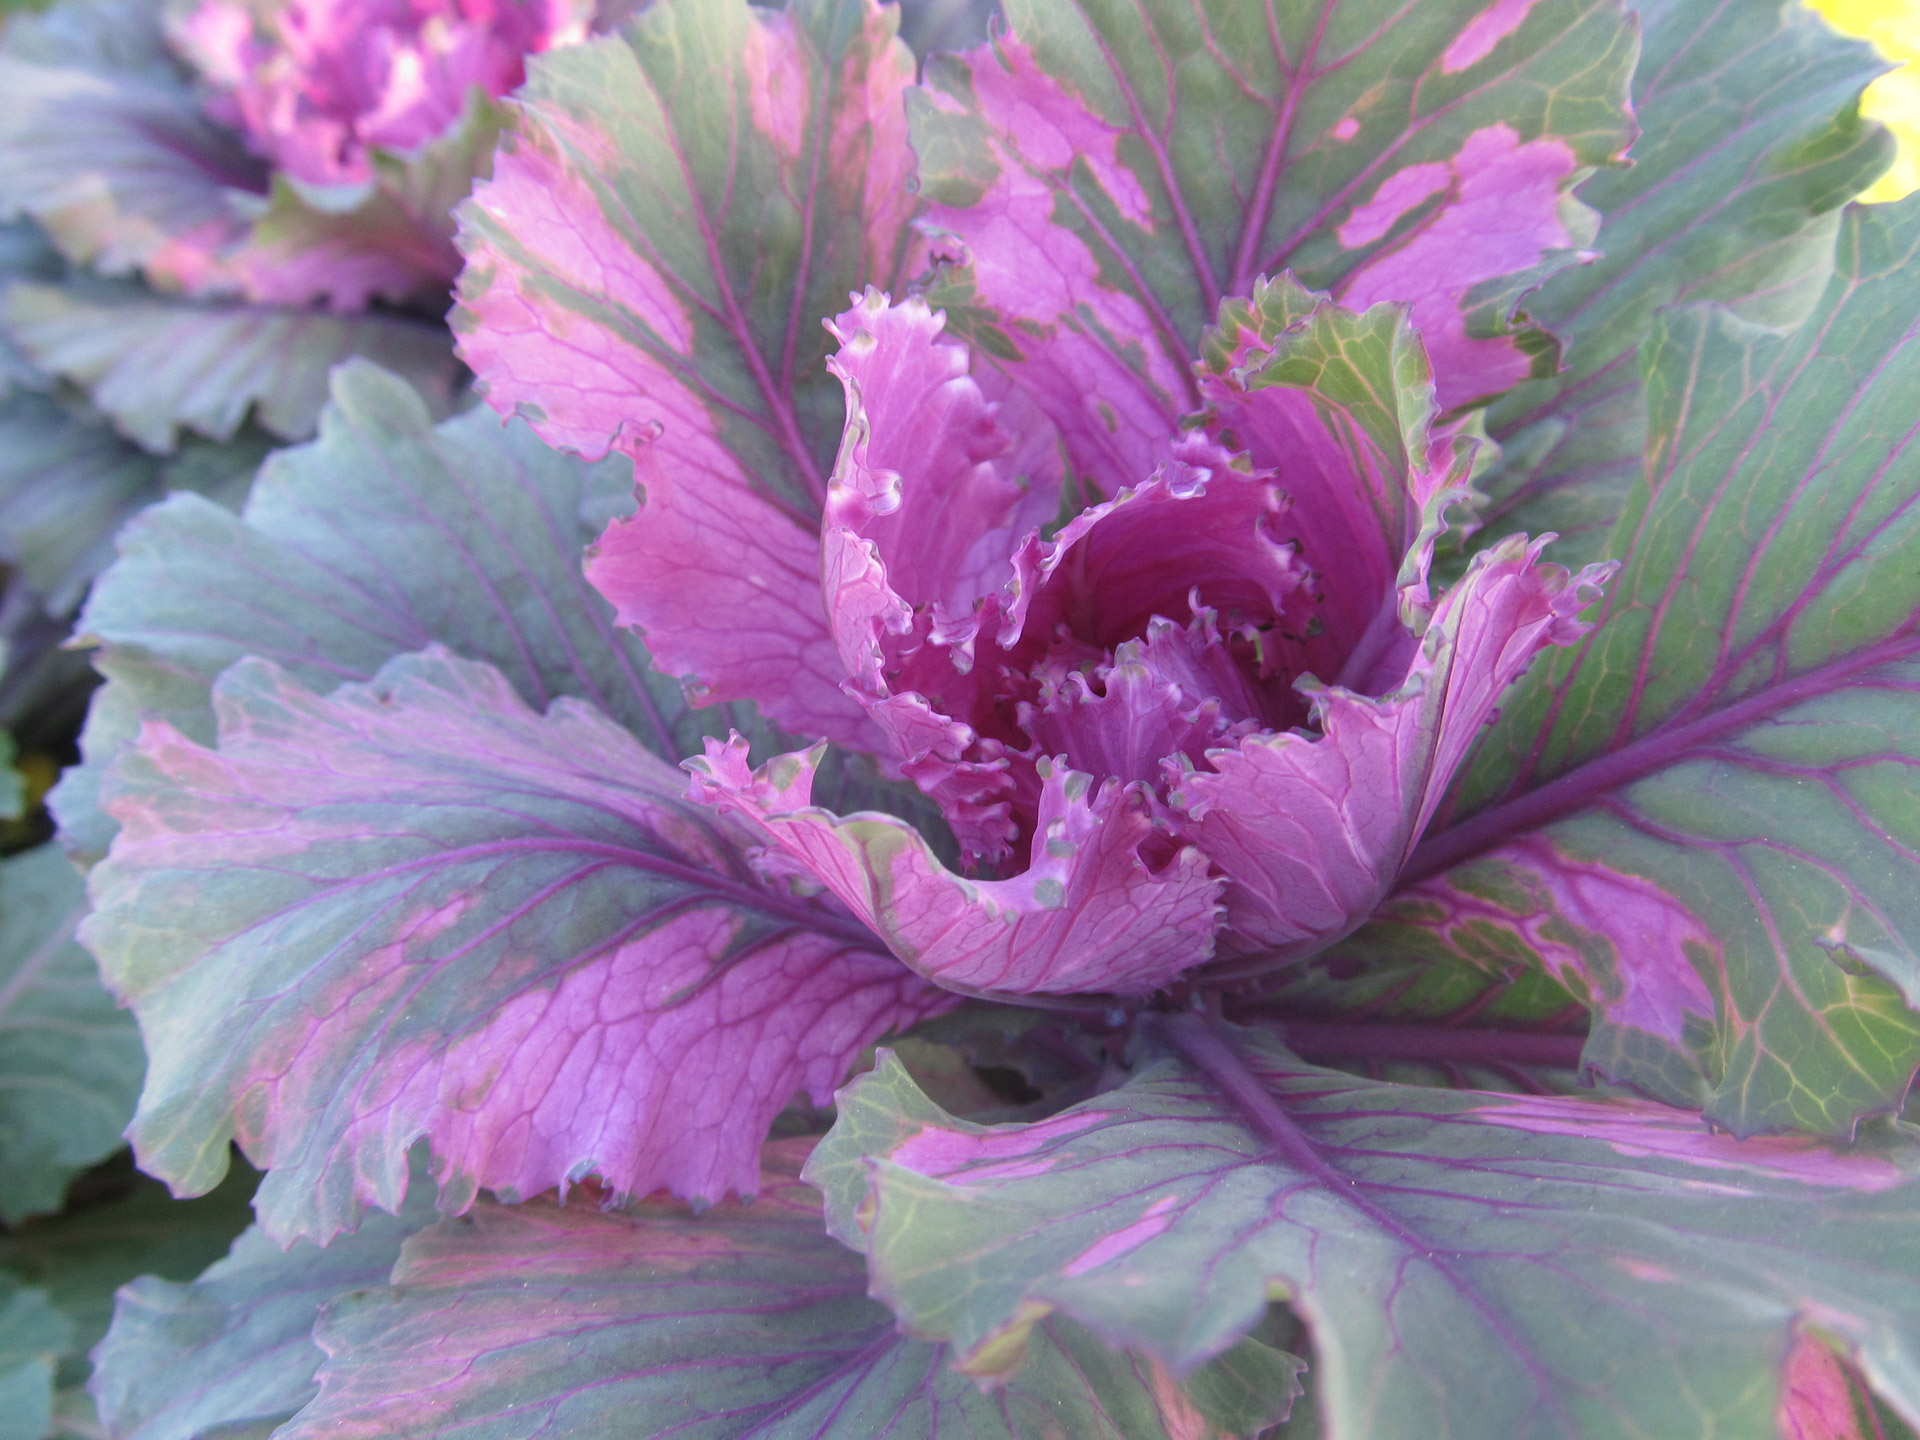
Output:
0,1278,69,1440
2,281,457,451
1404,197,1920,1136
0,390,160,618
90,1161,434,1440
816,1027,1920,1440
0,219,273,731
0,843,141,1224
1478,0,1898,562
51,360,728,864
276,1141,1302,1440
0,1164,259,1432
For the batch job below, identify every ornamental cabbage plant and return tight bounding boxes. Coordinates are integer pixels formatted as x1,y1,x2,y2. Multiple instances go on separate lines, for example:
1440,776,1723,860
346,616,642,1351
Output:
19,0,1920,1435
0,0,578,750
4,0,584,316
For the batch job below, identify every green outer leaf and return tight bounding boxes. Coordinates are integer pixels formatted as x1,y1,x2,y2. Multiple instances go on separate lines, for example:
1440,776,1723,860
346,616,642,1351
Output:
1236,934,1591,1095
0,220,62,392
0,843,141,1224
0,390,161,613
280,1141,1301,1440
1477,0,1895,564
0,1279,68,1440
1317,846,1712,1104
911,0,1636,416
818,1029,1920,1440
50,361,726,864
1,280,456,450
0,737,22,824
89,1159,436,1440
1419,198,1920,1136
0,1166,259,1393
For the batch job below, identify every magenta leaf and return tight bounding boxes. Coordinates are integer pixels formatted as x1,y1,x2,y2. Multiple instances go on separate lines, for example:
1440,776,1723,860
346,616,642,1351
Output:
1416,199,1920,1136
1776,1330,1918,1440
1171,533,1603,966
908,0,1635,499
455,0,917,744
689,735,1223,996
814,1025,1920,1439
83,641,949,1244
277,1140,1303,1440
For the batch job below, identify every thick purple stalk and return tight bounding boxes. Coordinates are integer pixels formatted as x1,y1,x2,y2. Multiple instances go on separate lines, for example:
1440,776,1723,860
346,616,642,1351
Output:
1273,1020,1586,1070
1405,632,1920,882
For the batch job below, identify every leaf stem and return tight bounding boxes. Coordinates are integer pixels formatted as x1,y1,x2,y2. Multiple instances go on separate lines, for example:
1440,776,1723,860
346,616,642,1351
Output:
1156,1012,1335,1181
1262,1019,1584,1071
1406,631,1920,881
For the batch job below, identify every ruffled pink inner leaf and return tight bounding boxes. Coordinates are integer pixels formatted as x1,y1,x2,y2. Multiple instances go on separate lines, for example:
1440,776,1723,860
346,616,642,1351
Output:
688,736,1221,996
1172,537,1611,961
1198,278,1470,683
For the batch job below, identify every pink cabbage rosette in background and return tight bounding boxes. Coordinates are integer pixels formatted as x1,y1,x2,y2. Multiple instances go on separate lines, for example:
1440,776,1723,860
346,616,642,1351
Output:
0,0,587,315
174,0,587,189
0,0,582,460
155,0,589,308
667,280,1614,999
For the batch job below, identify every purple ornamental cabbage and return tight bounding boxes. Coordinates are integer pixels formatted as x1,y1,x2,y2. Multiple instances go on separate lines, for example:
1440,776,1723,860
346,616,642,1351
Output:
464,4,1616,1000
57,0,1920,1432
160,0,584,308
1,0,587,319
174,0,585,189
0,0,566,465
678,287,1610,994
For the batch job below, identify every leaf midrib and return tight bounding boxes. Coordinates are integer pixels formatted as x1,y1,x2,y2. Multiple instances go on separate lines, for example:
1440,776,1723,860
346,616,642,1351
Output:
1402,629,1920,882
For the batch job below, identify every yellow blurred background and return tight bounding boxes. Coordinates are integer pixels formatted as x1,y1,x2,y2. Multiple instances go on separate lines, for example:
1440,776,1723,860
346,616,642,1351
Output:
1808,0,1920,200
